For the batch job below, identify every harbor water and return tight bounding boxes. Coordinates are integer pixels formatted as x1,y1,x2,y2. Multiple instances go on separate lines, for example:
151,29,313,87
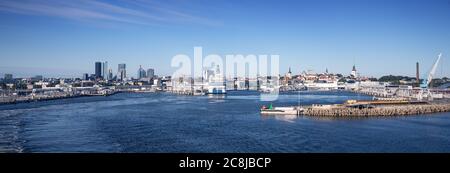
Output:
1,91,450,153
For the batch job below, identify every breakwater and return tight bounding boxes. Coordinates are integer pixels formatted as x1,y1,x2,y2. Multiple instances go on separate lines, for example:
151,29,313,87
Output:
0,91,120,105
300,103,450,117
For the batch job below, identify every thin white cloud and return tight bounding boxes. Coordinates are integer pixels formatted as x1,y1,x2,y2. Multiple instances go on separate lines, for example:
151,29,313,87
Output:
126,0,224,26
0,0,221,26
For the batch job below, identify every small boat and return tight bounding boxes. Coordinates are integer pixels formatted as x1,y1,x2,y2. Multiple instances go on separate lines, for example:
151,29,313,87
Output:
260,104,298,115
207,86,226,95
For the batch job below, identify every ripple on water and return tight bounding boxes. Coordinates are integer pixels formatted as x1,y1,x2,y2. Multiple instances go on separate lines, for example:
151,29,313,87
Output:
0,92,449,153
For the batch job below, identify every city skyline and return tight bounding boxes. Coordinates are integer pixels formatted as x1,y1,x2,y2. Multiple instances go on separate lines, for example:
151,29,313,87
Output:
2,0,450,158
0,57,447,80
1,0,450,78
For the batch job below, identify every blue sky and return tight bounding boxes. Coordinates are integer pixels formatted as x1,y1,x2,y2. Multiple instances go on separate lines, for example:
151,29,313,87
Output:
0,0,449,78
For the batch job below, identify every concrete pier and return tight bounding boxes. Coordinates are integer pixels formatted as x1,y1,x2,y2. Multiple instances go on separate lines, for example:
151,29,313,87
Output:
299,103,450,117
0,89,119,105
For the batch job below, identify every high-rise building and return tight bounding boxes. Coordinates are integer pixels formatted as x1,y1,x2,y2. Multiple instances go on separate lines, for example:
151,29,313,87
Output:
83,73,89,80
95,62,102,79
102,61,108,80
138,65,146,79
108,69,113,81
203,68,214,82
118,63,126,81
147,68,155,79
4,74,13,82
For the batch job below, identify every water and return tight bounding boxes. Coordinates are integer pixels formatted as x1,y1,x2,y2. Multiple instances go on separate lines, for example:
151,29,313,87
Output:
1,91,450,153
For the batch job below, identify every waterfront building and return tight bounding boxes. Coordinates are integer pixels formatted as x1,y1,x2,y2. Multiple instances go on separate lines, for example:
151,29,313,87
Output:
203,68,215,82
102,61,108,80
153,78,160,86
5,83,14,89
147,68,155,79
26,84,33,90
4,74,13,82
303,80,338,90
205,65,226,94
34,81,49,89
82,73,89,80
108,69,113,80
33,75,43,81
118,63,127,81
89,74,96,81
138,65,146,79
95,62,102,79
302,70,319,83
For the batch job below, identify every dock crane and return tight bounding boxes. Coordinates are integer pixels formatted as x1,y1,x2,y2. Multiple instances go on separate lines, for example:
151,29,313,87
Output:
421,53,442,88
418,53,442,101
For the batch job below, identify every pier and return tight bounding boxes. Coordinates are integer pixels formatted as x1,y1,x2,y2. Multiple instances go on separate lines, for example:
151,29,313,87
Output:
352,85,450,100
300,103,450,117
261,100,450,117
0,88,119,105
